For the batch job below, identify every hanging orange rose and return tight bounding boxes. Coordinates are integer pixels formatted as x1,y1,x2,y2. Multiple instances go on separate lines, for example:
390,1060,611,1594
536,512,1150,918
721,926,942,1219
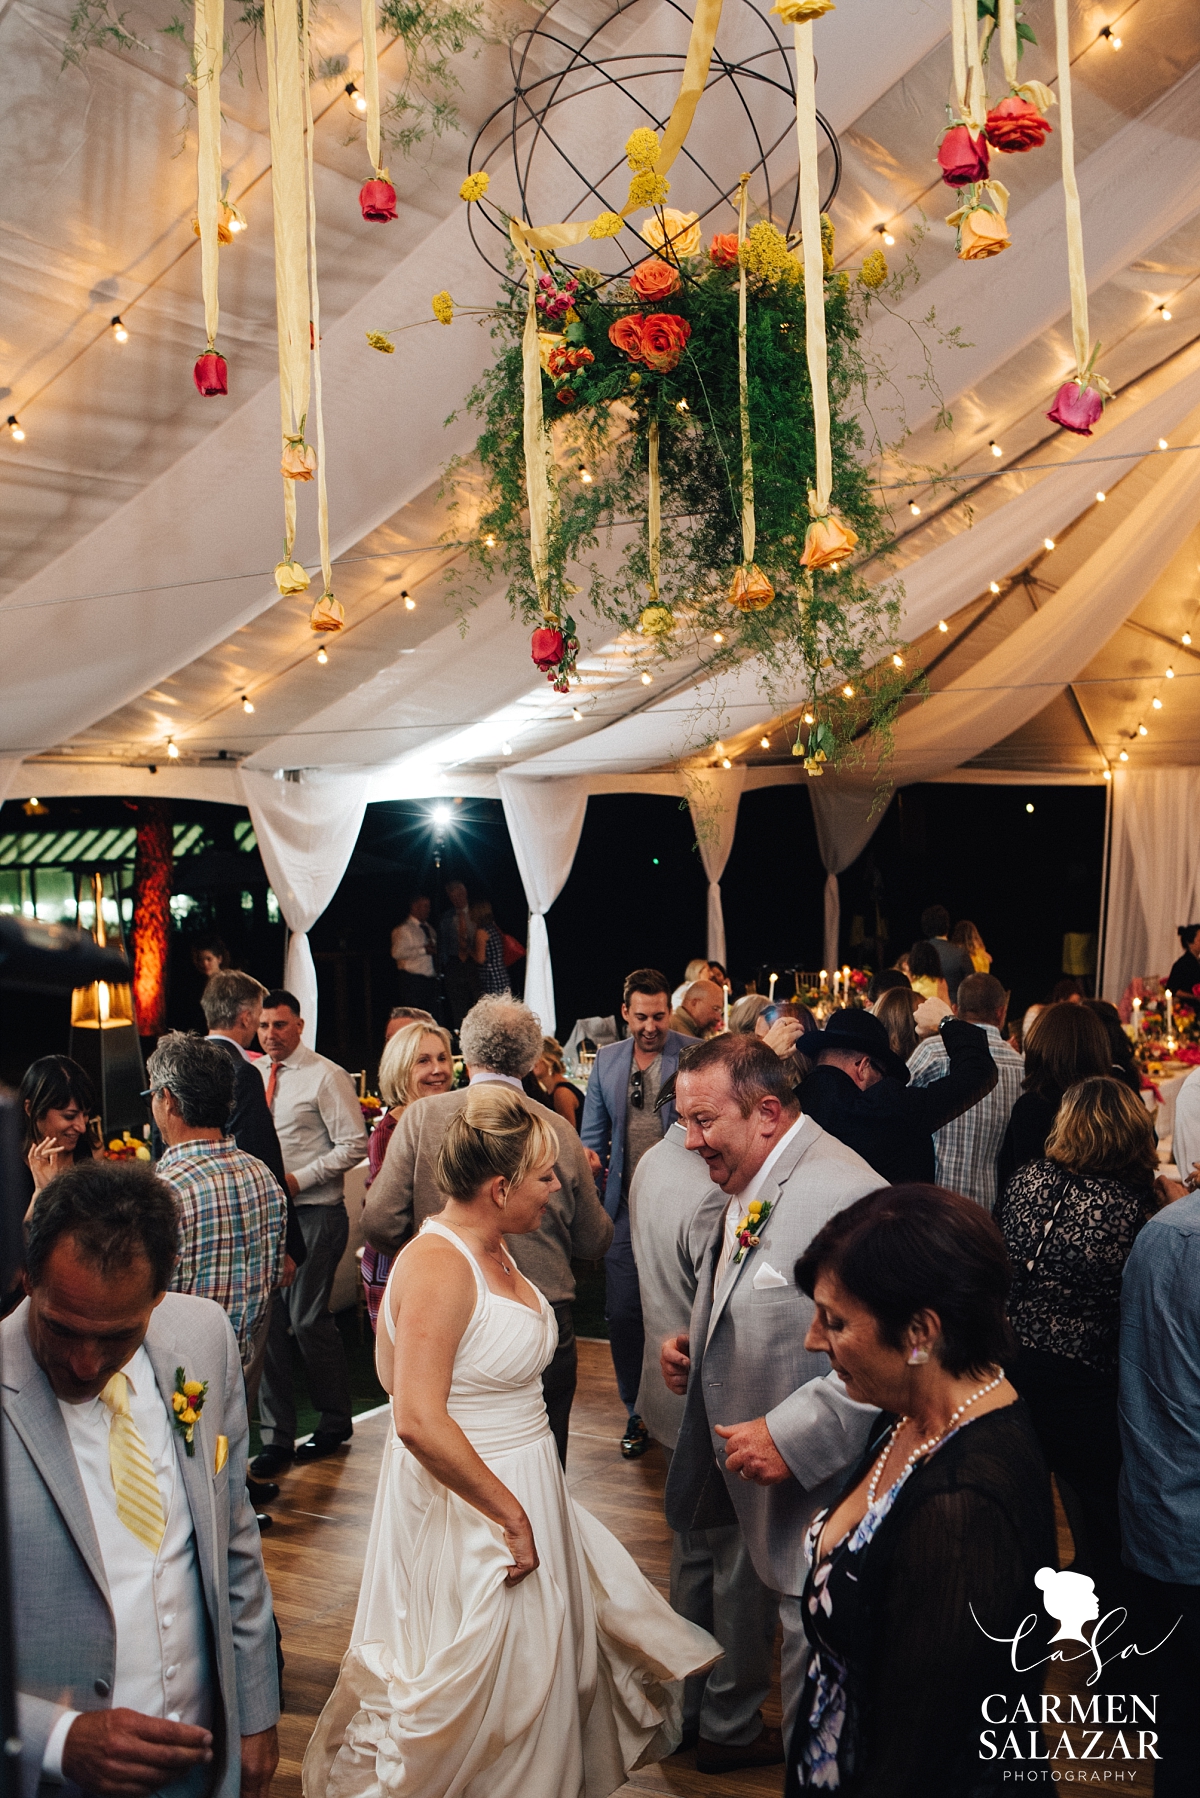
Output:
956,206,1011,260
310,592,345,632
801,514,858,570
282,438,317,481
728,564,775,610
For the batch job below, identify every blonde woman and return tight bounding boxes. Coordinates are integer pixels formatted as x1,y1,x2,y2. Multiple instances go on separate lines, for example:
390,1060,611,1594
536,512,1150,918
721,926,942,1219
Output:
529,1035,586,1131
361,1021,454,1332
952,919,992,975
305,1086,717,1798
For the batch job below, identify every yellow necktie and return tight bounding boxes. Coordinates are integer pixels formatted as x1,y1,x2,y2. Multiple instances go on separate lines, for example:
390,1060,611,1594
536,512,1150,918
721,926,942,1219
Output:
99,1372,166,1556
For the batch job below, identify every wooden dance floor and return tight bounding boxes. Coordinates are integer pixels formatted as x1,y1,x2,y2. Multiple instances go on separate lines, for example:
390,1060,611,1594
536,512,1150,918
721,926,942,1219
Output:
262,1339,786,1798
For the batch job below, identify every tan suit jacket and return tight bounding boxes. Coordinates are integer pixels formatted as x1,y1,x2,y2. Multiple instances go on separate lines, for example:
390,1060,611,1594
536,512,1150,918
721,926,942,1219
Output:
361,1083,613,1302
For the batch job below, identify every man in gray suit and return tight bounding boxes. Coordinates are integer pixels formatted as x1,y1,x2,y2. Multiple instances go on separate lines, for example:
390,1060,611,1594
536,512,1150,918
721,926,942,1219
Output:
630,1121,781,1774
5,1160,279,1798
662,1034,885,1738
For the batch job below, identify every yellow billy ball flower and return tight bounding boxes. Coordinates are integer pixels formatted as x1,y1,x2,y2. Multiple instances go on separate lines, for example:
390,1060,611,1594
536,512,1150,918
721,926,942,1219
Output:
627,171,670,209
366,330,395,352
739,222,800,285
859,248,887,289
459,171,490,202
431,291,454,325
625,127,660,171
588,211,623,239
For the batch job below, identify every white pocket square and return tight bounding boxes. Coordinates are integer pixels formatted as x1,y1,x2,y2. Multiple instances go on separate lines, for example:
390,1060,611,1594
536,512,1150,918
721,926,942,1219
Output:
752,1261,789,1290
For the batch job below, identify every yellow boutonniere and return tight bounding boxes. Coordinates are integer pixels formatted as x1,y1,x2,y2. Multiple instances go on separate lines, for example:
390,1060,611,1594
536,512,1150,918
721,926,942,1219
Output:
732,1197,775,1264
172,1368,208,1457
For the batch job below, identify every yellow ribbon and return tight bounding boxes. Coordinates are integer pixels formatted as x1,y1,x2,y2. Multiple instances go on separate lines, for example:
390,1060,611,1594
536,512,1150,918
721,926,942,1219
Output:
792,20,832,516
1054,0,1091,381
361,0,383,178
735,173,755,564
950,0,987,128
998,0,1018,90
301,0,334,610
192,0,224,353
510,222,555,615
945,177,1010,226
648,417,661,602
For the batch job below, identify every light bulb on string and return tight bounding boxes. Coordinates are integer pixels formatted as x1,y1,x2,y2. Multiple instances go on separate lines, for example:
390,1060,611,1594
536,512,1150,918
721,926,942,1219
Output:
345,81,368,114
571,708,582,721
892,653,904,668
721,757,732,769
640,670,652,685
403,591,416,610
875,224,895,247
316,647,328,664
1119,749,1129,762
803,711,815,725
1043,538,1055,551
241,694,255,714
1158,305,1173,322
1166,665,1175,679
842,684,855,699
1183,632,1192,646
6,416,24,441
989,440,1002,458
712,631,724,643
1152,696,1163,710
111,316,129,344
989,581,1001,594
1103,768,1112,781
501,741,513,755
1138,722,1148,736
167,739,180,759
937,620,949,633
760,736,770,749
579,467,593,484
1099,24,1122,47
1096,490,1106,503
1159,439,1169,451
909,501,921,516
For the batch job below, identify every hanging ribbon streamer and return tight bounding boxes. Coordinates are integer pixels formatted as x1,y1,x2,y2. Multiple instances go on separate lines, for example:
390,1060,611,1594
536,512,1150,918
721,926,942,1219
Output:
998,0,1018,88
792,21,831,517
510,223,555,617
735,174,755,565
193,0,224,355
950,0,987,127
648,418,661,603
361,0,382,178
1054,0,1090,380
263,0,338,622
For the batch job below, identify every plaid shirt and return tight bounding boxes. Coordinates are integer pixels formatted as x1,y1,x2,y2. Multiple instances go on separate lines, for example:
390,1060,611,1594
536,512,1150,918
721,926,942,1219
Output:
158,1137,287,1358
907,1025,1025,1211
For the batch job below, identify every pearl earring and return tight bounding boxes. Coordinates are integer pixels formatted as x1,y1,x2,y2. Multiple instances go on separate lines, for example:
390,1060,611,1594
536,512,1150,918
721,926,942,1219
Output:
907,1346,930,1365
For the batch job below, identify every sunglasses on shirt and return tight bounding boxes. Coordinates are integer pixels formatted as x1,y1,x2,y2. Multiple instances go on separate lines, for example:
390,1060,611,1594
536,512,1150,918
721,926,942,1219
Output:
630,1066,645,1110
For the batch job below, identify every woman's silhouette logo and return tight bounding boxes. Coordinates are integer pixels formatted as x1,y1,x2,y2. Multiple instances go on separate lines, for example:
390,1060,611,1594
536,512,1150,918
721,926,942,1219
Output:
1034,1567,1100,1642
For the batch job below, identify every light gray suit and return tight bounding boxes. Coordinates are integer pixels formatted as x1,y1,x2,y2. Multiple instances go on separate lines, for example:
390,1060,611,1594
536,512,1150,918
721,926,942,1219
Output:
3,1292,280,1798
630,1124,780,1748
663,1116,884,1729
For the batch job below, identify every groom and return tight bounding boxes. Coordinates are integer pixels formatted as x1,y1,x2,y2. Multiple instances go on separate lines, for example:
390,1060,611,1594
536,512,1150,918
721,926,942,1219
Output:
662,1034,884,1739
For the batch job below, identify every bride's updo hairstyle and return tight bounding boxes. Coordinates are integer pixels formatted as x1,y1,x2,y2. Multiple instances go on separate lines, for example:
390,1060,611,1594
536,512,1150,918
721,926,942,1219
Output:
436,1086,558,1203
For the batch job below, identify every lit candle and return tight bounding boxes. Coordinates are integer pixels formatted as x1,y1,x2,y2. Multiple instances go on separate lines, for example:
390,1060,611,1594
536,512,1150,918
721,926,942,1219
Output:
820,969,828,992
1167,989,1174,1039
723,986,730,1029
1132,997,1142,1035
768,972,778,1002
831,970,838,1003
842,965,851,1004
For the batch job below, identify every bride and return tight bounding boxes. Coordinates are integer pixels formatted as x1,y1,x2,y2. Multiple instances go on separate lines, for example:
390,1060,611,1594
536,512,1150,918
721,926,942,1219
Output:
303,1085,719,1798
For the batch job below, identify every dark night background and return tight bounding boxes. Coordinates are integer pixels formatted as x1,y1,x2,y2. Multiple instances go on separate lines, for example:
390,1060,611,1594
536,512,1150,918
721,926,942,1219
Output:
0,781,1106,1090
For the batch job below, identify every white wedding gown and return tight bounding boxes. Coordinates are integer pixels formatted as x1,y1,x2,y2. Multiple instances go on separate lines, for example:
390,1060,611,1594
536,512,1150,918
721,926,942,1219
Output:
302,1221,720,1798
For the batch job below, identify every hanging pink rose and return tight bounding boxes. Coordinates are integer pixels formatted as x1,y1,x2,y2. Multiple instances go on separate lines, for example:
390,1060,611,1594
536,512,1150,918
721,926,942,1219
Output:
359,178,397,222
985,95,1053,152
193,351,228,396
531,626,565,670
937,124,989,187
1046,380,1104,436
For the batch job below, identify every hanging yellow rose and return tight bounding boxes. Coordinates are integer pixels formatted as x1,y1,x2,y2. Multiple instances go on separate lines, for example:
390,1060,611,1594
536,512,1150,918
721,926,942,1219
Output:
801,513,858,569
274,560,311,595
310,592,345,633
639,603,675,640
640,208,702,259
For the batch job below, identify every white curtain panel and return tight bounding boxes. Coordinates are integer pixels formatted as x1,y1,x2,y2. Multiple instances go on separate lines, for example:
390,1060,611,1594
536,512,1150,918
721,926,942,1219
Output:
238,767,370,1044
684,766,746,967
497,771,589,1036
1102,768,1200,1001
808,787,887,974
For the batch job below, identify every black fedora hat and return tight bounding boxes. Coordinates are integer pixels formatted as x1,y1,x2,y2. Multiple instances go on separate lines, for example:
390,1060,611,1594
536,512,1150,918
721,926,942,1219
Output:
819,1008,911,1085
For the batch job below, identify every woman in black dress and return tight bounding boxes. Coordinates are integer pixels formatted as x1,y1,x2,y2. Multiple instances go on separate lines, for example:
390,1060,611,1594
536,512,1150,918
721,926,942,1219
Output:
786,1185,1057,1797
997,1076,1157,1615
1166,923,1200,998
997,1000,1110,1188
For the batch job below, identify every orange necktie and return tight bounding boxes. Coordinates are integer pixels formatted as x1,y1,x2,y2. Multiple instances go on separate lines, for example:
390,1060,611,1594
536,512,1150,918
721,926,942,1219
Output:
265,1063,280,1110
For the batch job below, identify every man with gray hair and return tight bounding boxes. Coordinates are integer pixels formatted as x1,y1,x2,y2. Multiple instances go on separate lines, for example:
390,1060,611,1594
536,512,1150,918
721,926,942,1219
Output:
362,995,613,1460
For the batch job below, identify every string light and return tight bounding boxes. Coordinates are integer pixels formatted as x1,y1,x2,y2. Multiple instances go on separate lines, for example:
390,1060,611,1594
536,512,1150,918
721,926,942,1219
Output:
571,707,583,721
1043,538,1055,551
721,757,732,769
1183,632,1192,646
167,739,180,759
760,735,770,748
111,316,129,343
713,631,724,643
803,711,815,724
228,212,246,234
1138,722,1148,736
6,416,24,441
345,80,368,114
1166,665,1175,679
316,646,328,664
640,670,652,685
909,501,921,516
1099,24,1122,48
1103,768,1112,781
1158,305,1173,322
989,581,1001,595
842,683,855,698
876,224,895,247
937,620,949,633
403,592,416,610
1158,438,1169,451
1152,696,1163,709
989,440,1002,458
501,741,513,755
483,534,496,548
1095,490,1106,503
1119,749,1129,761
241,694,255,713
1025,803,1035,814
892,653,904,668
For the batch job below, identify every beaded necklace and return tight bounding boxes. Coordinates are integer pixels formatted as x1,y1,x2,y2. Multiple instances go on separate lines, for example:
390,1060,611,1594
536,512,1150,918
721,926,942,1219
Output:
864,1368,1005,1508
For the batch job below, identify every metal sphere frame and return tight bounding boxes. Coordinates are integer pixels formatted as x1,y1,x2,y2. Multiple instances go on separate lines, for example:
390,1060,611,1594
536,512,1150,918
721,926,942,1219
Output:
465,0,841,288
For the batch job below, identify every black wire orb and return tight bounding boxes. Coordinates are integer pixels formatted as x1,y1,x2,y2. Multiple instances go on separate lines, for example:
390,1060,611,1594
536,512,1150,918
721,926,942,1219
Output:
466,0,841,290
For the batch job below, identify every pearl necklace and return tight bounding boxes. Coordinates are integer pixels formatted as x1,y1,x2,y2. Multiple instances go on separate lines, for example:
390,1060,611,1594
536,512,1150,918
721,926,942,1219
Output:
865,1369,1005,1508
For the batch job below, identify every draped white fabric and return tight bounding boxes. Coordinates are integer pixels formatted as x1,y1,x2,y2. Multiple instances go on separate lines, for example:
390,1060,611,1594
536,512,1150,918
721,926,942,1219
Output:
684,767,746,967
807,787,886,974
238,768,370,1043
497,773,590,1036
1101,768,1200,1002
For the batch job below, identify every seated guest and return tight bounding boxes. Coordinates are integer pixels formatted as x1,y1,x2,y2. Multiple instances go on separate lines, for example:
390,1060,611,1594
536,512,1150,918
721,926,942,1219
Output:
787,1186,1055,1795
1084,997,1143,1095
528,1035,586,1131
4,1160,279,1798
799,1009,997,1185
866,968,911,1004
1119,1175,1200,1792
873,986,918,1064
920,903,973,1001
672,958,714,1009
908,973,1024,1211
629,1119,779,1771
363,996,612,1464
728,993,772,1033
997,1076,1156,1614
19,1054,95,1213
996,1000,1111,1189
1171,1063,1200,1191
952,917,992,974
906,939,949,1003
670,979,726,1040
1167,922,1200,999
361,1020,454,1333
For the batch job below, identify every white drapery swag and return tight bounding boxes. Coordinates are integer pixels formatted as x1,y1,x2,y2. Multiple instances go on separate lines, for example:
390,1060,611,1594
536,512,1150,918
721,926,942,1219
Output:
239,768,370,1044
808,787,885,976
684,766,746,968
1101,768,1200,1002
498,772,590,1036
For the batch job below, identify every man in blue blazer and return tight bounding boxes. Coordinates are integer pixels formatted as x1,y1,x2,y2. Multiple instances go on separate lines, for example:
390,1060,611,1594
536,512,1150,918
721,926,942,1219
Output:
581,967,693,1457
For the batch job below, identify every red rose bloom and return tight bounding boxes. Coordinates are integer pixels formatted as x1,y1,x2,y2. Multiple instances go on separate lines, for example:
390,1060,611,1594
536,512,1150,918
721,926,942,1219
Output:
359,178,397,222
639,313,692,373
193,351,228,396
709,233,740,267
630,257,682,302
1046,380,1104,436
531,627,565,671
547,344,595,378
555,388,576,406
937,123,989,187
608,313,647,363
984,94,1053,152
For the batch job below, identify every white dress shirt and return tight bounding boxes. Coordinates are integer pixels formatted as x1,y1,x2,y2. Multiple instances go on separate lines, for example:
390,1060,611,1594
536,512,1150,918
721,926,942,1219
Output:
263,1042,368,1206
714,1113,808,1293
467,1070,525,1090
1172,1067,1200,1183
391,916,436,978
44,1345,211,1777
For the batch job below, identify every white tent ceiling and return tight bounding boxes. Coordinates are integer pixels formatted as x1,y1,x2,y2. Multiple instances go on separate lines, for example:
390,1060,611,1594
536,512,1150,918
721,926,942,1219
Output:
2,0,1199,812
